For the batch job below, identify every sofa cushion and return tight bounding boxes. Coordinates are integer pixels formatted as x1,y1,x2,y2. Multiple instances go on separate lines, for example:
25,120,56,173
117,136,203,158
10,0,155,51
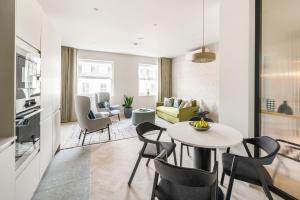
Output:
173,98,182,108
156,106,179,117
163,98,174,107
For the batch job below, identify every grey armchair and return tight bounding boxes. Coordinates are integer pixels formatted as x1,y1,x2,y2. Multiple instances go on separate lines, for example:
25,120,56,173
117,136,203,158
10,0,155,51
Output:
75,96,112,145
95,92,121,120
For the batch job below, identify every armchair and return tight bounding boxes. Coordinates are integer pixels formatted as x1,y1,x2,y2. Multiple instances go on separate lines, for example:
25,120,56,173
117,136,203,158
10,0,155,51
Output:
95,92,120,120
75,96,112,145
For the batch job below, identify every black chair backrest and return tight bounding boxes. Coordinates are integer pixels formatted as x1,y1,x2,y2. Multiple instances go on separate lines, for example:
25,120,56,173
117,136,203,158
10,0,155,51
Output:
246,136,280,165
154,158,217,187
136,122,165,142
154,152,218,199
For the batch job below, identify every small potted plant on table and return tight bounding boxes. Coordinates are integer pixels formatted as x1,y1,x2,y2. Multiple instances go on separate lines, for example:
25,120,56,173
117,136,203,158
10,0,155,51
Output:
123,95,134,118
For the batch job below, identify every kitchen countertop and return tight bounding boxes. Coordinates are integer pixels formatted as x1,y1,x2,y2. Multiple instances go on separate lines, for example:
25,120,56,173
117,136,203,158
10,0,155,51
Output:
0,136,16,153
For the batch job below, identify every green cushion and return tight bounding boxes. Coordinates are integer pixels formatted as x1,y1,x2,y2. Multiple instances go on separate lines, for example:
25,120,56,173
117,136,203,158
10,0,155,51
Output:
156,106,179,117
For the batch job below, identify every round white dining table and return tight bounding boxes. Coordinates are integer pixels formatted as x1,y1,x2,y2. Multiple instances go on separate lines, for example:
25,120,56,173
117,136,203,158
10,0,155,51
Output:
167,122,243,170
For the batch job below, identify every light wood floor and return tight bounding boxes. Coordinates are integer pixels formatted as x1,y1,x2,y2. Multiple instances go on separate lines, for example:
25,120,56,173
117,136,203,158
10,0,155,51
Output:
89,133,282,200
34,122,283,200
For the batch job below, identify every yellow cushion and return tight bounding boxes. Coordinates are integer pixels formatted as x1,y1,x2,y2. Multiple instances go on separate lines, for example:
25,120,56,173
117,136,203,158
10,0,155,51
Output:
156,106,179,117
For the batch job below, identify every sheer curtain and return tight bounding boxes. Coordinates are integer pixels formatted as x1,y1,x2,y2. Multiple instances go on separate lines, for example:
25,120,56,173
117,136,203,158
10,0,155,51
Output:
61,47,77,122
158,58,172,102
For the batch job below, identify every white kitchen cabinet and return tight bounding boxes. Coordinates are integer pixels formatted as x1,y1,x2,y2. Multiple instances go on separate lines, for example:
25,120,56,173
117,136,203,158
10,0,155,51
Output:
40,115,53,177
53,110,61,155
0,143,15,200
16,0,43,50
40,14,62,121
16,152,40,200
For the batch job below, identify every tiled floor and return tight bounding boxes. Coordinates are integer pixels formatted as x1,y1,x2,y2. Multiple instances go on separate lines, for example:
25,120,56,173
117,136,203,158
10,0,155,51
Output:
33,122,283,200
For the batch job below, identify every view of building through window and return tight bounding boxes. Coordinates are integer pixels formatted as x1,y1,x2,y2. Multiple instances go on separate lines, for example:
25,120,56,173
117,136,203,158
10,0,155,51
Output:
77,60,113,95
138,64,158,96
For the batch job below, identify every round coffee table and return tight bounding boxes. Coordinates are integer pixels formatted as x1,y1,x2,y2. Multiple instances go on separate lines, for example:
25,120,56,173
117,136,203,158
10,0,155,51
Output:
167,122,243,170
132,108,155,126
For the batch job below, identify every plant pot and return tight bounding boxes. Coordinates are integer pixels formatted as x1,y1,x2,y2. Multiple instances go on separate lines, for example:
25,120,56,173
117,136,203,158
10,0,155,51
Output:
124,107,133,118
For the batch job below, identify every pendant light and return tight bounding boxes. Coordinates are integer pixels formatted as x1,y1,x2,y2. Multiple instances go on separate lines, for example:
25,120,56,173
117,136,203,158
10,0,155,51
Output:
192,0,216,63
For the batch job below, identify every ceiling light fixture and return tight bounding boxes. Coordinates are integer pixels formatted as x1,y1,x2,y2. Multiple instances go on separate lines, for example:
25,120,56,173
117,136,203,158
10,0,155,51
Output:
192,0,216,63
93,8,99,11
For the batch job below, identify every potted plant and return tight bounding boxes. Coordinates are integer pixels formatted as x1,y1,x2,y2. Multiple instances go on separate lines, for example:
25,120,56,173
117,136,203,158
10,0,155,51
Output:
123,95,134,118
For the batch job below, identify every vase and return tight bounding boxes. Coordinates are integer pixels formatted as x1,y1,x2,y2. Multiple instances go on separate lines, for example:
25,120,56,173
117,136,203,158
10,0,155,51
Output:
124,107,133,118
277,101,293,115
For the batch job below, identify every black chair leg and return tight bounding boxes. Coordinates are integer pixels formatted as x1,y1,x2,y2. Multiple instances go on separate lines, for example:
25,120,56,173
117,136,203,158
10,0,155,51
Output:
214,149,217,163
221,147,231,186
180,143,183,167
258,170,274,200
146,158,151,167
81,129,87,146
226,174,235,200
107,125,111,140
187,146,190,157
78,130,82,140
262,184,273,200
118,114,120,121
128,154,142,186
220,171,226,186
173,150,177,166
171,139,177,166
151,172,159,200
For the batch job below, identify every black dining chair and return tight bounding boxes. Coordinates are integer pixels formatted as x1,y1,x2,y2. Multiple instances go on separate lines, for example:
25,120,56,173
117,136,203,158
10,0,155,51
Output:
152,150,223,200
180,116,216,167
221,136,280,200
128,122,177,186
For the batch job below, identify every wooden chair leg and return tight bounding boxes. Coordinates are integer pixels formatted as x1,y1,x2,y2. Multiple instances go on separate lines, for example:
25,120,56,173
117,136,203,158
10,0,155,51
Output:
146,158,151,167
180,143,183,167
187,146,190,157
128,154,142,186
81,129,87,146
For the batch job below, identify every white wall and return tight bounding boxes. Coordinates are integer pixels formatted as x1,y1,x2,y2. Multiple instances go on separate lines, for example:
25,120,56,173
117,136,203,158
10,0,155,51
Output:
219,0,255,139
172,49,219,122
77,50,158,110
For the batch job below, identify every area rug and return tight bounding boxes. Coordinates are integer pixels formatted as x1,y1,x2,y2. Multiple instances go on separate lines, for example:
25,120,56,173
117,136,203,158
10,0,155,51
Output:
61,117,170,149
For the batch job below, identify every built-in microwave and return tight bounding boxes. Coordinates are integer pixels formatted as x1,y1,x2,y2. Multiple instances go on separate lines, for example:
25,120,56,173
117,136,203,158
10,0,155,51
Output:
15,39,41,114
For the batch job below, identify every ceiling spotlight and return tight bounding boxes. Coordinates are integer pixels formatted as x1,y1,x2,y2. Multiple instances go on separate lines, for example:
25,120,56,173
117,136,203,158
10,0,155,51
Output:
93,8,99,11
133,42,138,46
153,24,158,27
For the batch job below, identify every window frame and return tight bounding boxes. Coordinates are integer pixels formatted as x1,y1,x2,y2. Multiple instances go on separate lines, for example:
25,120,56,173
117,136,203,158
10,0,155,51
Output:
77,59,114,97
138,63,159,97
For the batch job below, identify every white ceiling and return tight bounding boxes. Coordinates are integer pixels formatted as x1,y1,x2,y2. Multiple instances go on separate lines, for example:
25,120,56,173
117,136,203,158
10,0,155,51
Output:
38,0,220,58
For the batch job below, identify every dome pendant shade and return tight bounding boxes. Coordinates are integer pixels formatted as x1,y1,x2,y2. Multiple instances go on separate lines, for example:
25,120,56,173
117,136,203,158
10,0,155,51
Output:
192,0,216,63
192,47,216,63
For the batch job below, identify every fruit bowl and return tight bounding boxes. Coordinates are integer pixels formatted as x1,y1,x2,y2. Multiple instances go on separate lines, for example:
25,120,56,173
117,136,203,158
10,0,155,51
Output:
189,121,211,132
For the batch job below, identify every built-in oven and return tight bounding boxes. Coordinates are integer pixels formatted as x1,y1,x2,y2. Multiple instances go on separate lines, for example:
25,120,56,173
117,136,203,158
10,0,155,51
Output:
15,107,42,169
16,39,41,114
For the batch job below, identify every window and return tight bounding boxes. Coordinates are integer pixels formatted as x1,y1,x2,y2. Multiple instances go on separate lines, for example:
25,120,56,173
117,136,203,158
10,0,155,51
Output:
77,60,113,96
138,64,158,96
